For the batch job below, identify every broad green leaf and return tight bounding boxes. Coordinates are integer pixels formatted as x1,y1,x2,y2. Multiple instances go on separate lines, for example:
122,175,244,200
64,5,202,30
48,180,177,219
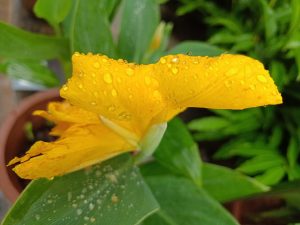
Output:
255,166,286,185
5,60,60,87
67,0,116,56
270,60,287,90
141,161,268,203
34,0,72,26
2,154,159,225
237,152,285,175
0,22,69,60
118,0,160,62
287,164,300,181
203,163,269,202
142,176,239,225
154,118,202,186
167,41,224,56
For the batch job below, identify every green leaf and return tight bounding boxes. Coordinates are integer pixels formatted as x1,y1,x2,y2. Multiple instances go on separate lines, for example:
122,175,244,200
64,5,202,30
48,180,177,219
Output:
154,118,203,187
214,139,274,160
34,0,72,26
258,0,277,40
237,152,285,175
167,41,224,56
142,176,239,225
118,0,160,62
203,163,269,202
287,137,299,168
2,154,159,225
188,116,231,132
5,60,60,87
67,0,116,56
0,22,69,60
255,166,286,185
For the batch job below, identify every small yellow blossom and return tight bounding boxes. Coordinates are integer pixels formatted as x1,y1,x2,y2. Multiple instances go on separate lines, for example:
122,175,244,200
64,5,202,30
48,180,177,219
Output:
9,53,282,179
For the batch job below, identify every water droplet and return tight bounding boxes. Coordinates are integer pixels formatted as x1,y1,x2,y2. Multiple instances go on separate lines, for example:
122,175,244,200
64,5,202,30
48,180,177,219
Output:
102,58,108,63
76,209,83,215
91,101,97,106
126,68,134,76
257,75,267,83
171,67,178,74
106,173,118,183
78,84,83,89
240,80,245,85
111,89,117,97
160,58,167,64
226,68,238,76
91,73,96,78
89,203,95,210
62,85,68,91
145,76,151,85
129,94,133,99
108,106,116,112
171,57,179,63
118,112,131,120
111,194,119,203
93,62,100,69
193,60,199,64
103,73,113,84
74,52,80,57
167,63,172,68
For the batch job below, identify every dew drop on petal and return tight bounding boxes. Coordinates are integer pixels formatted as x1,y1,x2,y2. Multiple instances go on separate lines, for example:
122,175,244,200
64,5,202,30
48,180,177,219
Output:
91,73,96,78
171,57,179,63
249,85,256,90
93,62,100,68
108,105,116,112
103,73,113,84
111,89,118,97
62,85,68,91
160,58,166,64
171,67,178,74
257,75,267,83
126,68,134,76
91,101,97,106
78,84,83,89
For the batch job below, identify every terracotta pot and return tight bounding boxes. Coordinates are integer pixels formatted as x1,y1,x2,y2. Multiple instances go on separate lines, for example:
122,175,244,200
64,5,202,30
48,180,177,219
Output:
0,89,61,203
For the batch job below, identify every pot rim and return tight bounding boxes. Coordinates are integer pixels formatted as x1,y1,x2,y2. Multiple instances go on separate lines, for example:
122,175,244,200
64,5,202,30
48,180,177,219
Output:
0,88,59,202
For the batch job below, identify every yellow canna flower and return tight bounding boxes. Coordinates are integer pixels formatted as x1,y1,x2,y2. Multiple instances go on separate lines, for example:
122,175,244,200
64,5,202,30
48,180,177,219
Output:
9,53,282,179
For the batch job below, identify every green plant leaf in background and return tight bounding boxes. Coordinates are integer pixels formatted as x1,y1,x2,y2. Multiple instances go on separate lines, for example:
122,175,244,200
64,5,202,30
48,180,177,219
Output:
67,0,117,57
0,22,69,60
5,60,60,87
34,0,72,32
202,163,269,203
167,41,224,56
142,176,239,225
1,154,159,225
154,118,203,187
118,0,160,62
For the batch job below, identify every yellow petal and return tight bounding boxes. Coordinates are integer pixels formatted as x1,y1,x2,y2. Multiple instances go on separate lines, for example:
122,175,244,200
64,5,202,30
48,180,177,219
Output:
61,53,282,131
9,124,133,179
153,54,282,117
60,53,166,137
